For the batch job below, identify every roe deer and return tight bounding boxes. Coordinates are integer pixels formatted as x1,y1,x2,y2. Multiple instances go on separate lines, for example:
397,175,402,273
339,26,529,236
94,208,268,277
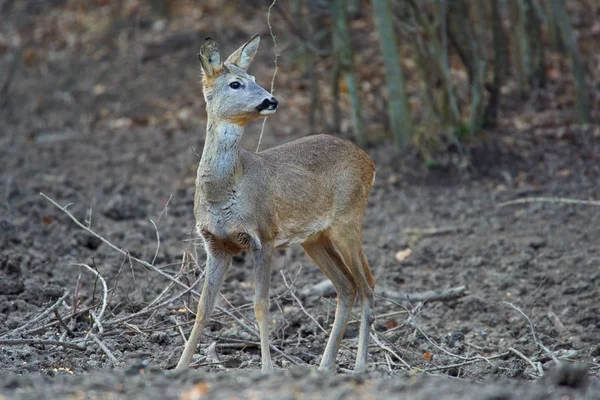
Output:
175,34,376,373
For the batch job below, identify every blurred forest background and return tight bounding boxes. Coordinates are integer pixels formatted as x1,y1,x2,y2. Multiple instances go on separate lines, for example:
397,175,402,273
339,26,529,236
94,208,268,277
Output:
2,1,600,392
1,0,598,170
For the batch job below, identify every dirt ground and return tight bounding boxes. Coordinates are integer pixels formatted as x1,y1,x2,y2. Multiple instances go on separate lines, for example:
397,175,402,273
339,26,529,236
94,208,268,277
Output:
1,1,599,399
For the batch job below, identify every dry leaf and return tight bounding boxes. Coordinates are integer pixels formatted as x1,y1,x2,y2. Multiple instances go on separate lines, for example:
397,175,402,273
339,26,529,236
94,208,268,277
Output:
385,319,398,329
180,382,209,400
395,248,412,262
556,169,572,177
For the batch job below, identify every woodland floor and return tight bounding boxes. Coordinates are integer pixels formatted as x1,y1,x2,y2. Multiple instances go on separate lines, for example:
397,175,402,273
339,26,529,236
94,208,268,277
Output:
1,1,600,399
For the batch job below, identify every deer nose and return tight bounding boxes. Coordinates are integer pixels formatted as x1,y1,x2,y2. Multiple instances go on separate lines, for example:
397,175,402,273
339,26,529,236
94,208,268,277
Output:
258,97,278,111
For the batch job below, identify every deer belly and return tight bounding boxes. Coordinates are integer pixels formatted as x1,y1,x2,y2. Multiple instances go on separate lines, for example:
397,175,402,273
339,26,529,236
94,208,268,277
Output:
274,216,332,248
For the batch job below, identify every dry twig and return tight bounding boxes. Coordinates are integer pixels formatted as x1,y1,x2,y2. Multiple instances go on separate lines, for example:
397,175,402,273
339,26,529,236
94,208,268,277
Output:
504,301,558,364
370,332,411,369
498,196,600,208
89,333,118,365
0,338,85,351
53,309,75,337
509,347,544,377
281,270,327,334
3,292,69,337
256,0,279,152
380,286,468,303
422,351,510,372
72,263,109,333
41,193,300,366
205,341,224,369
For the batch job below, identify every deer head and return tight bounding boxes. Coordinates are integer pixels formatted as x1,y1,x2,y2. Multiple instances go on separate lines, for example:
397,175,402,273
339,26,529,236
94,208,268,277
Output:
198,34,278,126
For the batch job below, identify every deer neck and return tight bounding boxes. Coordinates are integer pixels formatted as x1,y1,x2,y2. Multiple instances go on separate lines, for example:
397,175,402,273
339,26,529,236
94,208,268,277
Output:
197,117,244,203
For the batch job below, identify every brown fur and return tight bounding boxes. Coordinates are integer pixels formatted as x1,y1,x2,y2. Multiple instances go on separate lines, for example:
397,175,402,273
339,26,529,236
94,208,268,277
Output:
176,35,376,374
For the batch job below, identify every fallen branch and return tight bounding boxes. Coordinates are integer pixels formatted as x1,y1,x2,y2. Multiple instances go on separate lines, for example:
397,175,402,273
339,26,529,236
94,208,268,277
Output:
205,341,224,369
281,270,327,334
509,347,544,377
41,193,300,366
3,292,69,337
0,338,85,351
72,263,108,334
380,286,468,303
504,301,558,364
498,197,600,208
89,333,118,365
301,279,468,303
405,226,464,236
370,332,411,369
53,309,75,337
20,303,100,337
422,351,510,372
256,0,279,152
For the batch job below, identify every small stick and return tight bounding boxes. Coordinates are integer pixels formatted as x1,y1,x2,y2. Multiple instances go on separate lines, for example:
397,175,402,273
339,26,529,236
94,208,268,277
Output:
3,292,69,337
423,351,510,372
370,332,411,369
89,312,103,335
503,301,559,364
147,252,187,309
106,254,127,307
189,360,228,368
281,270,327,334
405,226,463,236
509,347,543,377
150,219,160,265
498,197,600,208
20,303,100,337
73,274,82,313
379,286,468,303
89,333,118,365
205,341,224,369
122,322,148,336
256,0,279,152
72,263,108,330
412,322,472,361
215,342,258,349
384,352,393,373
156,193,173,224
349,309,408,324
0,338,85,351
105,275,201,326
547,310,565,334
53,309,75,337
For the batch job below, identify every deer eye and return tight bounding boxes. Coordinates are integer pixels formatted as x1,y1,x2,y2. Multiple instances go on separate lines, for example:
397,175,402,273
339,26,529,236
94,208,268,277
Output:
229,82,241,89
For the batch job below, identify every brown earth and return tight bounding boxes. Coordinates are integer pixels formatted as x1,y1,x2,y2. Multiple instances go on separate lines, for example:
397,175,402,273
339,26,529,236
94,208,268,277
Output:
1,1,599,399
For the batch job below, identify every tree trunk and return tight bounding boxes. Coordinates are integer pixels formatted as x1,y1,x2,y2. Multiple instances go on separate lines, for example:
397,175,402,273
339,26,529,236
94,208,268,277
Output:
526,0,546,90
372,0,413,151
331,0,366,146
550,0,591,123
484,0,508,127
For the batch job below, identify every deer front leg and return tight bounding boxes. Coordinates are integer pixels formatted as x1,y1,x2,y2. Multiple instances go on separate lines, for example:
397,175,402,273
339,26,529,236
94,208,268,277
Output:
175,250,232,371
253,242,274,373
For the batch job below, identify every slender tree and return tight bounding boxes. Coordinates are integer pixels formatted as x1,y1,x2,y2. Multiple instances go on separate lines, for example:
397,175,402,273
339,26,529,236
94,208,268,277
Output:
372,0,413,151
331,0,366,146
549,0,590,123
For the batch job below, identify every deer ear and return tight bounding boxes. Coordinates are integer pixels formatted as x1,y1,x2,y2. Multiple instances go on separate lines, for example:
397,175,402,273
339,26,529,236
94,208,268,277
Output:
225,34,260,71
198,37,222,77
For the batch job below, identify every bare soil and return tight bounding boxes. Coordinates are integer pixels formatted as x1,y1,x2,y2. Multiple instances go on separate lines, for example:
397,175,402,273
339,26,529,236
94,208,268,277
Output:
1,2,599,399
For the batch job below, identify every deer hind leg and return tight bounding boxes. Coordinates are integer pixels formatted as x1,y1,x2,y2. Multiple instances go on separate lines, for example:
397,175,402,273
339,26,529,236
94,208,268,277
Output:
301,231,356,372
330,226,375,373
